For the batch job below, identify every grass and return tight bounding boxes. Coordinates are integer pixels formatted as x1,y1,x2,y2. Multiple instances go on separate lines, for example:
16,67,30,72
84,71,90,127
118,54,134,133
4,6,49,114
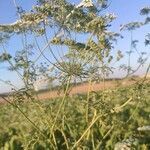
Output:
0,81,150,149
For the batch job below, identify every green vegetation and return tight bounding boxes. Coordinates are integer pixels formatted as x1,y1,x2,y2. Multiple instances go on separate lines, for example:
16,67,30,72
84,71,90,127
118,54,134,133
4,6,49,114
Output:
0,81,150,149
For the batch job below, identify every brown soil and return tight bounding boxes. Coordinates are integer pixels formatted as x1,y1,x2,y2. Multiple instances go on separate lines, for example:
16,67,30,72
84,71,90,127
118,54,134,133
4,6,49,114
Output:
0,79,141,103
36,79,136,100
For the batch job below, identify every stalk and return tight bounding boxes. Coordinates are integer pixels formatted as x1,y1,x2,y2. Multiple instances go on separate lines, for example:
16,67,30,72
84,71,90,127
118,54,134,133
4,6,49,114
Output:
51,76,71,131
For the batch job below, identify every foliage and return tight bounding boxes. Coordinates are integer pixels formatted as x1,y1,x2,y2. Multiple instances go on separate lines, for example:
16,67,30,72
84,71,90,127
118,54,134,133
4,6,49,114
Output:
0,82,150,149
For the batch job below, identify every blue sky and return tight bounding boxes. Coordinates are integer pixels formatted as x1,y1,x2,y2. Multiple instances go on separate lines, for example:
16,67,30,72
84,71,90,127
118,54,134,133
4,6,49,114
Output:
0,0,150,93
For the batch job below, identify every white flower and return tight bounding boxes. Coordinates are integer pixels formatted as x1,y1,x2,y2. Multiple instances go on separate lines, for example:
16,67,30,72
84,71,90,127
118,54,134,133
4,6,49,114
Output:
76,0,93,8
137,126,150,131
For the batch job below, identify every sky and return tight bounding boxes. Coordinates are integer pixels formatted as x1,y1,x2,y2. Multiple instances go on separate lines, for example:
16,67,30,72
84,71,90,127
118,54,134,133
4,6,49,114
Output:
0,0,150,93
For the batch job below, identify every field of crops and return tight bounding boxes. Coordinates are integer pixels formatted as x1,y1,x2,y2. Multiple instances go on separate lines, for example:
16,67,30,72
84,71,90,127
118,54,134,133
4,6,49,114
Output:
0,80,149,149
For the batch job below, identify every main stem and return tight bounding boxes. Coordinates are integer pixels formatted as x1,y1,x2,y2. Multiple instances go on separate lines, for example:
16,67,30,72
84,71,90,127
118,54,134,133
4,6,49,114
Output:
51,76,71,131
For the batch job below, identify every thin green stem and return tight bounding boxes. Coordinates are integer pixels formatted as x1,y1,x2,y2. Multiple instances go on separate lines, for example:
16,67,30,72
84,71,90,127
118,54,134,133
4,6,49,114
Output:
51,76,71,131
86,78,92,123
71,115,100,150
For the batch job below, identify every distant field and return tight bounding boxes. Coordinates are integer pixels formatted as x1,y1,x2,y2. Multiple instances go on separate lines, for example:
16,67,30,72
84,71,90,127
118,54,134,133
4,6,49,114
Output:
0,78,141,103
37,78,138,100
